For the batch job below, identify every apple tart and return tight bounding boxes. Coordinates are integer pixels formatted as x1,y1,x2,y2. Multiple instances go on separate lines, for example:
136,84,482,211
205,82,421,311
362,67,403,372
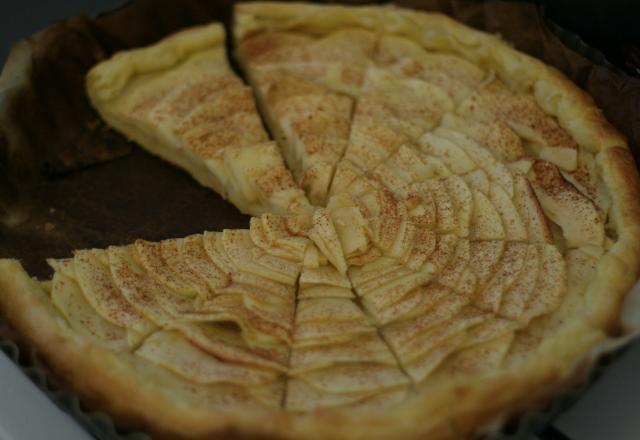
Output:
2,2,640,440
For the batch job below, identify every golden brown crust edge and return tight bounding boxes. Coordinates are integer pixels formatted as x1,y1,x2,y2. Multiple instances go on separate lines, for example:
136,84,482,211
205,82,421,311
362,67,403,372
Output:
86,22,226,105
589,147,640,332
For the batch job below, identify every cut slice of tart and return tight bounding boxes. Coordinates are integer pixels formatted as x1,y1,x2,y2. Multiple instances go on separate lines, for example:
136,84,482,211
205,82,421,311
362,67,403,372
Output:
235,27,377,205
0,214,309,424
86,23,309,216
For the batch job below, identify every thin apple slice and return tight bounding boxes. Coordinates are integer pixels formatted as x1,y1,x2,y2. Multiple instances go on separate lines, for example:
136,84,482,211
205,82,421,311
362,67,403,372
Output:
458,79,578,171
529,160,604,248
418,132,476,175
161,238,212,298
513,174,553,243
475,243,527,313
179,234,230,291
433,127,494,168
50,271,128,351
73,249,155,338
469,241,506,287
136,330,279,386
439,239,470,292
376,35,485,103
176,322,289,371
488,183,527,241
470,189,505,240
308,208,348,275
521,243,566,322
133,239,199,297
290,333,397,375
499,245,540,321
437,332,514,376
440,112,525,162
446,175,473,238
464,169,491,194
293,298,376,347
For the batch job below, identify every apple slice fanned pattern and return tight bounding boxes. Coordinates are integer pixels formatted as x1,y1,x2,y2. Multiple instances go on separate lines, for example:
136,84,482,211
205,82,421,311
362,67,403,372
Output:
1,3,635,438
45,214,308,409
230,25,606,392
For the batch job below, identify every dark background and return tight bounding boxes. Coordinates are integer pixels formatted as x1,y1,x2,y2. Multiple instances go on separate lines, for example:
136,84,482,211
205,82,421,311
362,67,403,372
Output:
1,0,639,75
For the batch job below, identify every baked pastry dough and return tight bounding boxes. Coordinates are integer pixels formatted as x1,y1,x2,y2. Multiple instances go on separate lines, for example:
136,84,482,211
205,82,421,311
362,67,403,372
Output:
1,2,640,439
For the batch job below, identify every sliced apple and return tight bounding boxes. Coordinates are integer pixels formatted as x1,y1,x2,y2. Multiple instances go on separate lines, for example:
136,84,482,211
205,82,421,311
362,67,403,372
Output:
458,80,578,171
423,233,459,274
376,35,485,103
418,132,476,175
290,332,398,375
294,298,376,347
438,239,470,291
521,243,566,322
176,322,288,371
488,183,527,241
133,239,200,297
437,332,514,375
375,284,450,325
343,114,409,173
484,160,515,198
73,249,154,337
498,245,540,321
161,238,212,298
221,229,300,285
295,362,409,397
386,306,488,382
469,241,506,287
179,234,230,291
512,174,553,243
445,175,473,238
267,86,352,205
358,67,454,140
419,180,456,234
308,208,348,274
50,271,128,351
299,262,354,299
475,242,527,313
469,189,505,240
136,330,279,386
440,112,525,162
464,169,491,194
433,127,494,168
529,160,604,248
285,370,408,411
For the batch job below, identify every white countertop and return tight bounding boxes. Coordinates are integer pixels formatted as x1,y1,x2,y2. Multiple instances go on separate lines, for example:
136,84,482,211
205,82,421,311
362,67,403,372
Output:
0,353,92,440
